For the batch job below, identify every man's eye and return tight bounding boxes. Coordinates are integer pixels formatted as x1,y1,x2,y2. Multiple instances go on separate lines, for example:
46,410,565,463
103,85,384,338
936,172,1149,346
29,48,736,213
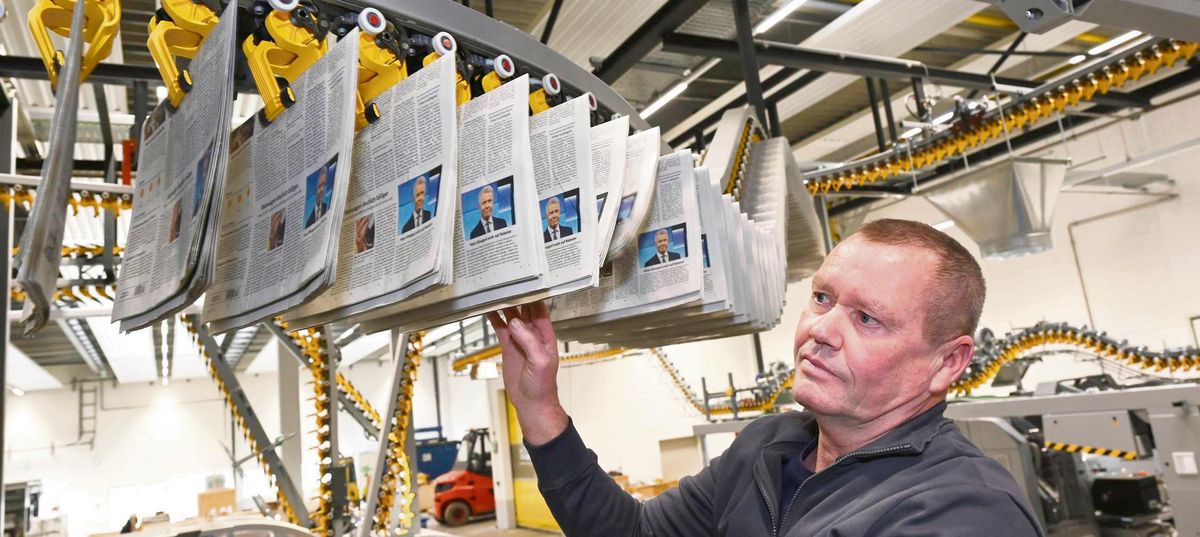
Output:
858,312,880,326
813,292,828,304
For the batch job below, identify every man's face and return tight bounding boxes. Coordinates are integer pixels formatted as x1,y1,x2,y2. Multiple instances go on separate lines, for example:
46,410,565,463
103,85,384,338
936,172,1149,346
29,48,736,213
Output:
655,231,669,254
792,237,952,423
480,189,494,220
547,202,560,228
316,170,327,202
414,181,426,212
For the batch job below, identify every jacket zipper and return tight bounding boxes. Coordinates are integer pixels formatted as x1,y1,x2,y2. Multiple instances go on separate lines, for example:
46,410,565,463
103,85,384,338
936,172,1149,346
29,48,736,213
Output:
773,443,915,537
755,468,779,534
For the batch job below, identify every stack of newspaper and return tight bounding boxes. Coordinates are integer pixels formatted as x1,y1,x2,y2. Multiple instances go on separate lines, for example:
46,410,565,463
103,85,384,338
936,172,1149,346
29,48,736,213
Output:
111,5,238,332
351,75,553,334
201,28,360,333
551,108,815,346
284,52,461,329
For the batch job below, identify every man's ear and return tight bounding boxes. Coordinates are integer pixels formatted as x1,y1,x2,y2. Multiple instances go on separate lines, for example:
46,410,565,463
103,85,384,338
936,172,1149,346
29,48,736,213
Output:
929,334,974,395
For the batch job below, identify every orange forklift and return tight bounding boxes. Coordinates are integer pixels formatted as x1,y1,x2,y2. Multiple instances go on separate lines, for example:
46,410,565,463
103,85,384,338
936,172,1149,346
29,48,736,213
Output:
432,428,495,526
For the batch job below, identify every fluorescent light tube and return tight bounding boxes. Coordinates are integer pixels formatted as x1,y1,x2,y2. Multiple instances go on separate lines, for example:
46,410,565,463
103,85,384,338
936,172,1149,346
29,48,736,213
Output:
642,82,688,118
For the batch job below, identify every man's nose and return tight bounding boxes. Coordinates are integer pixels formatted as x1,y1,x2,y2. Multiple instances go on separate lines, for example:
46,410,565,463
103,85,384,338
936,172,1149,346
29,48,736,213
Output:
807,309,843,350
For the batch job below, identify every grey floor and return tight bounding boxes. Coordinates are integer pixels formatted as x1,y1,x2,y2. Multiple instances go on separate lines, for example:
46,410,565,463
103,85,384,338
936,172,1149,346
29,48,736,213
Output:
420,518,562,537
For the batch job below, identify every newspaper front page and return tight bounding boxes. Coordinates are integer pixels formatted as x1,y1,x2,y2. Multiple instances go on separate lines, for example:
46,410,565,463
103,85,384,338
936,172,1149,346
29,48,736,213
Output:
201,29,359,333
356,75,547,334
554,150,703,336
588,116,628,262
604,127,660,262
284,54,459,329
530,95,596,294
111,5,237,331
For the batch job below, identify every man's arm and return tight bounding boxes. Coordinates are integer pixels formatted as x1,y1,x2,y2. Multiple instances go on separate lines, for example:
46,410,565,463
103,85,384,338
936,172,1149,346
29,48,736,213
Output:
487,303,717,536
863,485,1044,537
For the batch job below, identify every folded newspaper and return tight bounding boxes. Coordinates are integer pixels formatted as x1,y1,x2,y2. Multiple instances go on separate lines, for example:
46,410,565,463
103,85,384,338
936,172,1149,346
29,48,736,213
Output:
201,28,359,333
356,75,550,334
111,4,238,332
284,53,460,329
551,109,807,346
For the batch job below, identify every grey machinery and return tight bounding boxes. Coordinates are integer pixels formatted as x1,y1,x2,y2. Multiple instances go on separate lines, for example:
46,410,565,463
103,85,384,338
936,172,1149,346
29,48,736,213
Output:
946,384,1200,536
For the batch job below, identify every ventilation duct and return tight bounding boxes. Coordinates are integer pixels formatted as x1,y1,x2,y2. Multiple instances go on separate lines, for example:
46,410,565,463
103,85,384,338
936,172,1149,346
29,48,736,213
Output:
924,157,1069,259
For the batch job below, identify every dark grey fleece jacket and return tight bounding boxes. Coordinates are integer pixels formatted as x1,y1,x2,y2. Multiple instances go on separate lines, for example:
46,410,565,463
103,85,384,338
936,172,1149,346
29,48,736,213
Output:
527,403,1044,536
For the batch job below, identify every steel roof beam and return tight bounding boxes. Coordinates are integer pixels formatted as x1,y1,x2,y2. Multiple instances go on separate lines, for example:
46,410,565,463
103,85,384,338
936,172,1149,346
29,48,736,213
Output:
660,33,1150,110
591,0,711,84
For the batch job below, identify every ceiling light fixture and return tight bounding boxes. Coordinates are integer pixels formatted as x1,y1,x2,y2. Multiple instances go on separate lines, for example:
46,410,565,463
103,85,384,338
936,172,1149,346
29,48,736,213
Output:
156,85,168,101
900,127,922,139
642,82,688,118
1068,54,1087,65
1088,30,1142,56
932,220,955,231
9,386,24,397
753,0,809,35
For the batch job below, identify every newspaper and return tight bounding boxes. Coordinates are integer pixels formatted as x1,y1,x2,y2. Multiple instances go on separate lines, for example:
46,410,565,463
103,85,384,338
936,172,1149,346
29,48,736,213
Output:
110,4,237,332
553,150,703,338
530,94,596,294
283,54,459,329
14,1,85,335
201,28,359,333
356,75,547,334
588,116,629,261
604,127,660,262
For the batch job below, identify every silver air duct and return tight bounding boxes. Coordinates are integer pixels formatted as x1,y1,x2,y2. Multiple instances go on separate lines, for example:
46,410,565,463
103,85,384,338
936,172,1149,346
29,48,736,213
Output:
924,157,1069,259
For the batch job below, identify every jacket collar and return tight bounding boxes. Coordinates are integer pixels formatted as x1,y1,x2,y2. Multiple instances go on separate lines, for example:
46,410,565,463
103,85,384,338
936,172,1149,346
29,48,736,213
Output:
764,401,951,457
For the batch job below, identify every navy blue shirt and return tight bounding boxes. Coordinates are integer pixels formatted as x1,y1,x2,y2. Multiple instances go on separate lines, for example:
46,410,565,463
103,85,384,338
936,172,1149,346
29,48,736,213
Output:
779,439,818,513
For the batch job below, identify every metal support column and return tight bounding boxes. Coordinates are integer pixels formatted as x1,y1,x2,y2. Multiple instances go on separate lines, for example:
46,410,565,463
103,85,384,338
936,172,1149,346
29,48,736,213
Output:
277,337,303,487
0,87,16,524
262,322,380,439
322,326,347,536
911,77,930,122
864,78,887,152
752,334,765,374
190,318,312,527
879,79,898,144
358,330,417,537
93,86,118,281
815,195,834,253
540,0,563,45
766,100,782,138
732,0,769,129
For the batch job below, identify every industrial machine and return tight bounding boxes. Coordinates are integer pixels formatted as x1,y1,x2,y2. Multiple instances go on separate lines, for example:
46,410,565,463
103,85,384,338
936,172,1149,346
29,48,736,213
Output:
432,428,495,527
949,383,1200,536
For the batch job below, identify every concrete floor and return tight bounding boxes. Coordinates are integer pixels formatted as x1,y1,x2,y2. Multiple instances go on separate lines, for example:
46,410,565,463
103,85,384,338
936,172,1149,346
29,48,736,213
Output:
419,518,561,536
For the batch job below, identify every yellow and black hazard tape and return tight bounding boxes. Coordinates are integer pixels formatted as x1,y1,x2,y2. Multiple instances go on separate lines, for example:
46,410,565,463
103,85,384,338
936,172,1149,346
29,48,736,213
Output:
1044,441,1138,460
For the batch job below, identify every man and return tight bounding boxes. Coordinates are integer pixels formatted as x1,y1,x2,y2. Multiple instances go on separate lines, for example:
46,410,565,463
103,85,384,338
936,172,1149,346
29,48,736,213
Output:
306,166,329,228
402,176,432,233
469,185,507,238
487,219,1043,537
644,228,681,267
542,196,574,243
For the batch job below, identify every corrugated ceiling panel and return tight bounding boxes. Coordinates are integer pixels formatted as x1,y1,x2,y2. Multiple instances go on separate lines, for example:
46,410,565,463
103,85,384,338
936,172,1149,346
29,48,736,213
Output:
540,0,669,69
171,318,208,380
666,0,989,141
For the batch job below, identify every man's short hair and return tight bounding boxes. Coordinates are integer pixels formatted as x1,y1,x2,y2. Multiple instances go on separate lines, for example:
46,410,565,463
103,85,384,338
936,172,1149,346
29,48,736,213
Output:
481,185,494,197
415,176,426,188
854,219,985,344
656,229,669,238
546,197,560,209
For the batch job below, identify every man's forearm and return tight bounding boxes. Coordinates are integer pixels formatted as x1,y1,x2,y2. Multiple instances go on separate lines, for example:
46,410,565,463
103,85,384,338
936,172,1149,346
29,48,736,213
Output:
515,400,570,446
